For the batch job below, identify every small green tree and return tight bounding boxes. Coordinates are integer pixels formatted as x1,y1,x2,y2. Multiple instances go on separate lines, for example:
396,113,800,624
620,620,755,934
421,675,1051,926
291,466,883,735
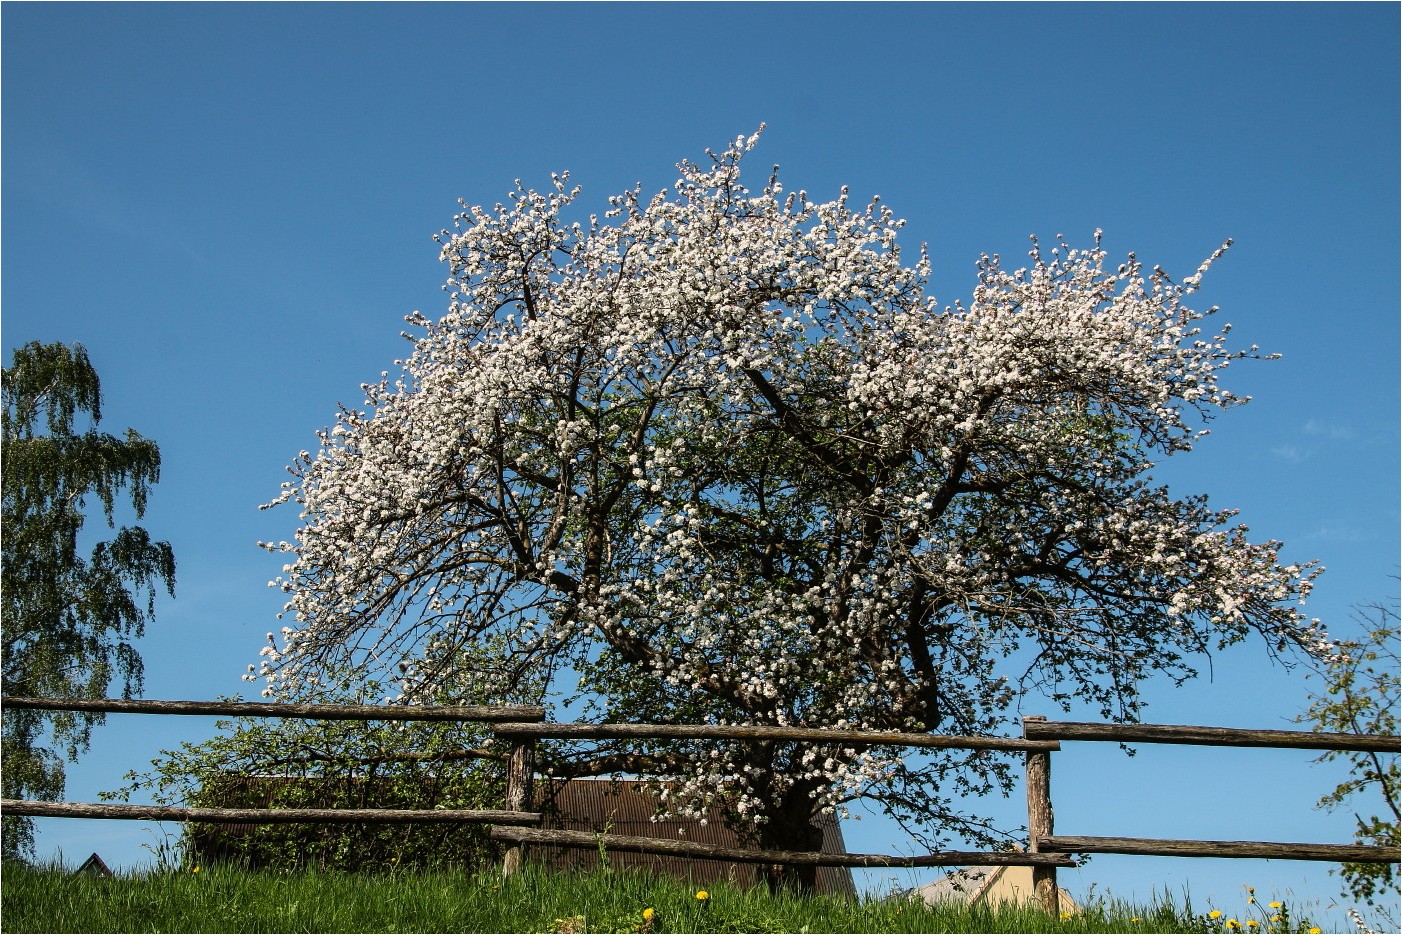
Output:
2,341,176,860
105,674,513,873
1296,600,1399,922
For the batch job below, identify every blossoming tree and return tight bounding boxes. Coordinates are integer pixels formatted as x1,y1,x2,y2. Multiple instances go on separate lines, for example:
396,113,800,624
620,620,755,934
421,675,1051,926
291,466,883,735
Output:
258,131,1323,885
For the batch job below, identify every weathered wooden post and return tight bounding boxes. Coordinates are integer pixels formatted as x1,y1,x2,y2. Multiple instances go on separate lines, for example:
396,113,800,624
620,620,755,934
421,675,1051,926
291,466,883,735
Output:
1023,715,1058,915
501,738,535,878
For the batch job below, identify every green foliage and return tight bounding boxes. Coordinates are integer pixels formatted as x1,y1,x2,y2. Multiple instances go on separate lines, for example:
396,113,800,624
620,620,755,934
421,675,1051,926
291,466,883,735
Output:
1295,599,1400,919
1,341,176,859
105,678,509,873
111,628,544,872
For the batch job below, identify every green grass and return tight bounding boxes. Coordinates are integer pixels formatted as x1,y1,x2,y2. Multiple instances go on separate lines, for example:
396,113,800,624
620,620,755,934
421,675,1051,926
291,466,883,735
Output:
0,860,1254,934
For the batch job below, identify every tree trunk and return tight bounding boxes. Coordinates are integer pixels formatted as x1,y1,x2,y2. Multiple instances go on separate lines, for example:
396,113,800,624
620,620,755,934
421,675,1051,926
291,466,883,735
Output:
757,784,826,894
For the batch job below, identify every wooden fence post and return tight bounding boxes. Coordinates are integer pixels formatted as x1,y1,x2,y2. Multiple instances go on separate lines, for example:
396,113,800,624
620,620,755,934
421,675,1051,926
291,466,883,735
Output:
1024,715,1058,915
501,738,535,878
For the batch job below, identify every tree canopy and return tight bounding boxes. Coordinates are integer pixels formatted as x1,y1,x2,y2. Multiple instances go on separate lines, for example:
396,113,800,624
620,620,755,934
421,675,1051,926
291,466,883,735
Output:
257,132,1325,878
2,341,176,859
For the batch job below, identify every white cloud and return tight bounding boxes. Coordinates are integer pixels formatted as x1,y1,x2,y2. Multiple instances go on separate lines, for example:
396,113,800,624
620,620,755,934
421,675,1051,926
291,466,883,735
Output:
1302,419,1355,441
1295,526,1370,544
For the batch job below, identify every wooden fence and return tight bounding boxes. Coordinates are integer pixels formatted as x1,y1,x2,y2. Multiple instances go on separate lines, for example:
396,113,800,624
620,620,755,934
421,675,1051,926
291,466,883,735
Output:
2,695,1397,912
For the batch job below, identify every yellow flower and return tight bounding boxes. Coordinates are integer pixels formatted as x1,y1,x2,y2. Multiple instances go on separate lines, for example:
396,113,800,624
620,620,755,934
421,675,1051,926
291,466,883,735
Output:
1209,910,1222,919
1247,922,1258,929
1131,918,1142,923
1270,917,1281,924
695,890,709,901
1226,920,1240,930
192,866,200,874
1247,896,1256,904
1308,929,1321,934
642,907,655,921
1268,902,1282,909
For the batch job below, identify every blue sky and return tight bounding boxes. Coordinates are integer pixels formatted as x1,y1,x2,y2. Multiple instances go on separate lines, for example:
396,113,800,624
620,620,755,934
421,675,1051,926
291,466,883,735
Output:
3,2,1397,924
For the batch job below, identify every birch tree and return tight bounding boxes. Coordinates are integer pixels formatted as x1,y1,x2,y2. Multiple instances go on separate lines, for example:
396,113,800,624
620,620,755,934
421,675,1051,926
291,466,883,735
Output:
2,341,176,859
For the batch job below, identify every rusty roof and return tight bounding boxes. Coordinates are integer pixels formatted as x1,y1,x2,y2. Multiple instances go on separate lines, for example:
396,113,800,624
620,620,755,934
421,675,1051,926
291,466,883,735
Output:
536,778,855,896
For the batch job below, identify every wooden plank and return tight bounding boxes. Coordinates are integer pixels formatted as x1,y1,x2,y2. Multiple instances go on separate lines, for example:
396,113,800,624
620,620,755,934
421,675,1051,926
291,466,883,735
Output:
1022,720,1398,753
1023,716,1059,914
501,739,536,878
1038,835,1399,863
0,799,542,825
489,826,1075,867
492,722,1059,752
0,696,546,723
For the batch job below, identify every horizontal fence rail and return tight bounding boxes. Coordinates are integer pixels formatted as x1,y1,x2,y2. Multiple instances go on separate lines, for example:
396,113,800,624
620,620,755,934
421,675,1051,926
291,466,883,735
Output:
5,696,1397,910
1,799,541,826
1015,715,1401,913
489,825,1075,868
493,721,1059,752
1,696,546,723
1023,719,1398,753
1037,834,1397,864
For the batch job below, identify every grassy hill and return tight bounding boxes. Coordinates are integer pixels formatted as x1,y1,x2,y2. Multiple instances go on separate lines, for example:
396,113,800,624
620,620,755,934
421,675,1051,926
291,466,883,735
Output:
0,860,1329,933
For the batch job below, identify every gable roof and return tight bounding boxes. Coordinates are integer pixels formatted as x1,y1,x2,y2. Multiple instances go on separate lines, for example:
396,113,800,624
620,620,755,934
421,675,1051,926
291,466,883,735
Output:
537,778,855,896
913,864,1000,903
912,864,1077,913
75,852,113,877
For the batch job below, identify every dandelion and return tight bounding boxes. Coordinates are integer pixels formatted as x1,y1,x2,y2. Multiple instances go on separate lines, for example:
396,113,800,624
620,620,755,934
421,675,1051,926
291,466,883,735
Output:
1247,922,1258,929
1308,929,1321,934
1226,920,1240,930
695,890,710,902
192,866,200,874
1268,902,1282,909
642,907,655,921
1209,910,1223,919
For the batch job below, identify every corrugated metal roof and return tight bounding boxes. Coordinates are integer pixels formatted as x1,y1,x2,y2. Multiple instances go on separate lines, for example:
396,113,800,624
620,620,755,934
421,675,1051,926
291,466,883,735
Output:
536,778,855,896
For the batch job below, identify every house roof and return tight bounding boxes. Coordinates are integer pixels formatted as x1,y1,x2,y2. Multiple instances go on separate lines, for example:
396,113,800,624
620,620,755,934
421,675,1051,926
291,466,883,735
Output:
75,852,113,877
911,864,1077,913
912,864,1000,903
537,778,855,896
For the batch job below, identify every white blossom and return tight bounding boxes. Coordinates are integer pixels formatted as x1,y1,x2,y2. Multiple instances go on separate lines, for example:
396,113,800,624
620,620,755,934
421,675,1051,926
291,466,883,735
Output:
258,130,1321,855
